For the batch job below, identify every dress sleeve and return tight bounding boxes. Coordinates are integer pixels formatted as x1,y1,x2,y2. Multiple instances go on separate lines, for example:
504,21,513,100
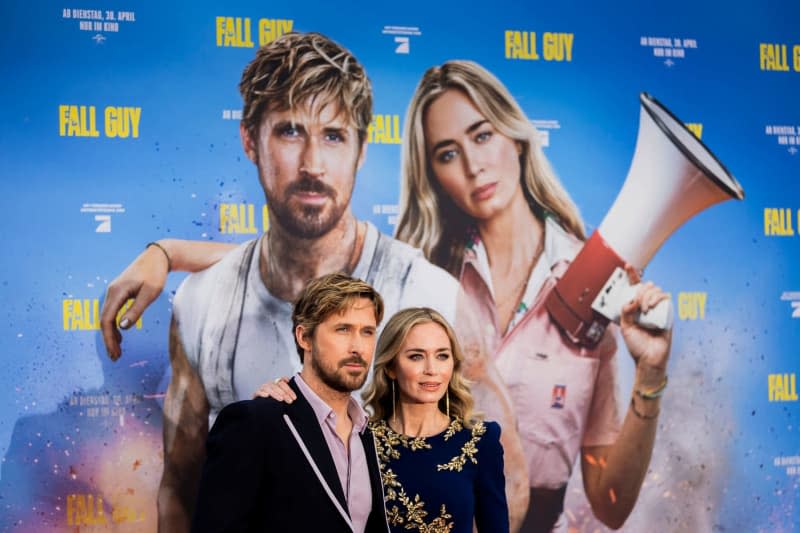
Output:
191,400,268,532
473,421,510,533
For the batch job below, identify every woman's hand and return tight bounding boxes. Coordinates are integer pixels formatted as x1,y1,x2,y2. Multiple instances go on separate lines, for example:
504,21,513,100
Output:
619,265,672,374
253,377,296,403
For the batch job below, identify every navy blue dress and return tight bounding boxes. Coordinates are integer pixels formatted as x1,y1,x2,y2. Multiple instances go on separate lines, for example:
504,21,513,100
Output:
371,417,509,533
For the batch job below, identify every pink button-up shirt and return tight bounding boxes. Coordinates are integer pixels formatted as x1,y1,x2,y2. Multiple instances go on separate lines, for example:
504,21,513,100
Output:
295,374,372,533
459,218,622,489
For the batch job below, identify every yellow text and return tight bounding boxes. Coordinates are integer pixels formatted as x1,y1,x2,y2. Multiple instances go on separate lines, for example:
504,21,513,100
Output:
258,18,293,46
543,32,574,61
67,494,107,526
66,493,144,525
216,17,294,47
505,31,573,61
759,43,791,71
59,105,99,137
685,123,703,139
220,203,269,234
769,373,798,402
764,208,795,236
677,292,706,320
368,114,401,144
795,44,800,71
104,106,141,138
59,105,140,138
216,17,253,47
63,299,142,331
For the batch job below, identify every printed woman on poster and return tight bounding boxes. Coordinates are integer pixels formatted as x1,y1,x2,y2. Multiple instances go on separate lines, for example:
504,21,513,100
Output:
393,60,672,531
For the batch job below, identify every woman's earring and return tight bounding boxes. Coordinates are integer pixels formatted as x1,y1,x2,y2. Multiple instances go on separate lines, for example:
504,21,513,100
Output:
446,388,450,418
392,380,397,425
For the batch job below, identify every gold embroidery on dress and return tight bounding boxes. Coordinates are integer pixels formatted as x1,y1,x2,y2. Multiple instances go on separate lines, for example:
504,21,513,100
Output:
369,419,469,532
397,490,453,533
382,468,400,501
436,421,486,473
442,418,463,440
372,420,433,463
386,504,403,526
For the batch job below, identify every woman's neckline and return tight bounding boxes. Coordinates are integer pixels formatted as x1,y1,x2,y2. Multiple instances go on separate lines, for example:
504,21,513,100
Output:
383,416,460,440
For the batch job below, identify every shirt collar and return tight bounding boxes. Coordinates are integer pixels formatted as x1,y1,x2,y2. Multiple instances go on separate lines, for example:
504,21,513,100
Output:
294,373,369,433
463,216,580,276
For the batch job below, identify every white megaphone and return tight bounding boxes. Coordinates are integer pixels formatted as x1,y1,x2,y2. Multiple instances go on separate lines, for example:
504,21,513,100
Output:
545,93,745,347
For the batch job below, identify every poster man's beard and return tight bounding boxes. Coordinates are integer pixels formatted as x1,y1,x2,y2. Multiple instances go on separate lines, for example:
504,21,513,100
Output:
269,178,347,239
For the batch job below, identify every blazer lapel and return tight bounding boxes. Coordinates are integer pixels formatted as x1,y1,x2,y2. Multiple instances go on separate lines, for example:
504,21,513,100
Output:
361,428,389,531
285,378,349,515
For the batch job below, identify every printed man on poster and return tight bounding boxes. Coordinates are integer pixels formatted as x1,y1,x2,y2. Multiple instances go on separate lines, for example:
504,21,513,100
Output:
101,32,529,531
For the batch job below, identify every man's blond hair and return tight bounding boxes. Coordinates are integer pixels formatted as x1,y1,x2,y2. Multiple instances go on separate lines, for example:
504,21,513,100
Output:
239,32,372,144
292,273,384,362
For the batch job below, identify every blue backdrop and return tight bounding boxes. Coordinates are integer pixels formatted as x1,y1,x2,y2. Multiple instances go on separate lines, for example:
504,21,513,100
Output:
1,1,798,530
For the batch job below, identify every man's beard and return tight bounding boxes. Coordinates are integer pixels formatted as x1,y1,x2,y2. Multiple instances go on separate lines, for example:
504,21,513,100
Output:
310,344,369,393
268,177,349,239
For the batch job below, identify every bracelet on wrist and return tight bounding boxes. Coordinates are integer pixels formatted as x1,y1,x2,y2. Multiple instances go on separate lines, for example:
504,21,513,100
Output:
146,241,172,272
634,375,668,400
630,397,659,420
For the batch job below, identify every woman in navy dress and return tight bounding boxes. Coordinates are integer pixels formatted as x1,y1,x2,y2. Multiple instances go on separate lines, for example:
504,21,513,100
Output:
362,307,509,533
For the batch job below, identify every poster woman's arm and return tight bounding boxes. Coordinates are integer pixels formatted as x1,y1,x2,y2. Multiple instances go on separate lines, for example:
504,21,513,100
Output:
581,275,671,529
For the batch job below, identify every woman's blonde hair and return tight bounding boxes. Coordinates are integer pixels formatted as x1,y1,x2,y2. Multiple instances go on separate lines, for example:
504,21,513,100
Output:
362,307,476,427
395,60,585,276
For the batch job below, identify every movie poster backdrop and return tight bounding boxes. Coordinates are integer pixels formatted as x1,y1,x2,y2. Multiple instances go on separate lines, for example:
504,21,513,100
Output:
1,1,798,531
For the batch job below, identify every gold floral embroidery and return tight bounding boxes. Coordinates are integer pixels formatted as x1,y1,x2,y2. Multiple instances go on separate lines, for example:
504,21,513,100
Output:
408,436,431,451
386,505,403,526
369,419,467,532
382,467,400,501
382,468,399,487
442,418,462,440
398,489,428,523
420,505,454,533
397,490,453,533
371,420,433,464
436,420,486,473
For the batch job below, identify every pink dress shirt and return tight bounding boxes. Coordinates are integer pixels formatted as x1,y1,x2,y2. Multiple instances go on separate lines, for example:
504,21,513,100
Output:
295,374,373,533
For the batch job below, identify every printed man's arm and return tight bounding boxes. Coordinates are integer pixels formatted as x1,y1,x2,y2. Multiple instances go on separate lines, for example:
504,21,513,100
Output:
101,240,236,360
157,318,210,533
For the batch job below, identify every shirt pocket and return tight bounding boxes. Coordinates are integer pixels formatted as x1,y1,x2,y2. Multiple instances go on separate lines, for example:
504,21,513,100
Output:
496,317,600,488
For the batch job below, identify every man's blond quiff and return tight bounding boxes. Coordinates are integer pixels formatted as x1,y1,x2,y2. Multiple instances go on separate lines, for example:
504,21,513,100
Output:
239,32,373,144
292,273,384,362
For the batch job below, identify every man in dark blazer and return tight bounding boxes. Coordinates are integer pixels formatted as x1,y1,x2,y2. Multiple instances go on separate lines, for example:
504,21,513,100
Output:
191,273,389,532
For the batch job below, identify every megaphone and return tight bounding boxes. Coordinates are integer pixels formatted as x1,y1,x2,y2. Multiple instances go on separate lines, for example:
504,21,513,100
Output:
545,93,745,347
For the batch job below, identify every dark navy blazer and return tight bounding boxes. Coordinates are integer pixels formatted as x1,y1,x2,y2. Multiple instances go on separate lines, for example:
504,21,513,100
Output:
192,378,389,533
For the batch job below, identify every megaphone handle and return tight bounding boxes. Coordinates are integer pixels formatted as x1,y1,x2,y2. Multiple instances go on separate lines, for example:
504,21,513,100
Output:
591,268,673,330
637,297,673,331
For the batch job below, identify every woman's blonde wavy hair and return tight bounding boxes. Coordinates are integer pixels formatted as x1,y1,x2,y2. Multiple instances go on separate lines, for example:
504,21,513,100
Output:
362,307,476,428
395,60,585,276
